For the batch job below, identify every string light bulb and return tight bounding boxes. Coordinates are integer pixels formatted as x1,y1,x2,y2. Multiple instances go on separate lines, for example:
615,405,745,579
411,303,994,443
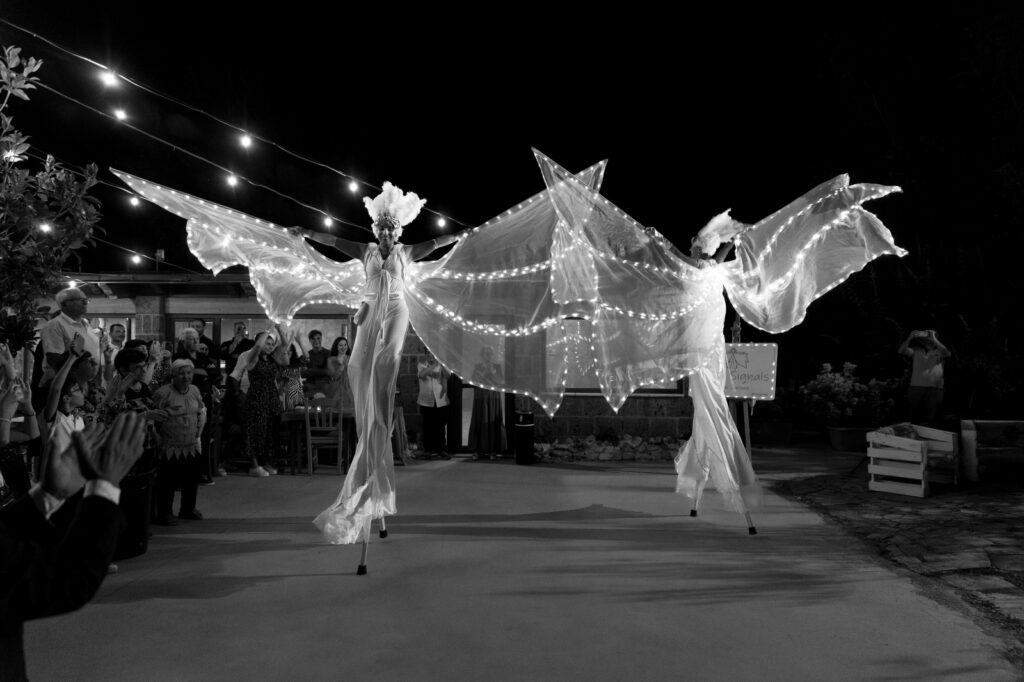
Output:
323,217,333,227
129,197,140,207
240,134,252,148
131,254,142,264
113,109,127,121
38,222,52,233
348,180,359,193
437,217,446,228
226,175,238,187
99,71,119,87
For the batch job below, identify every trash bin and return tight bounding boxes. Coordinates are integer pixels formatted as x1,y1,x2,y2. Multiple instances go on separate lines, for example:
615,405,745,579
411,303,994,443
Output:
514,411,535,465
114,461,157,561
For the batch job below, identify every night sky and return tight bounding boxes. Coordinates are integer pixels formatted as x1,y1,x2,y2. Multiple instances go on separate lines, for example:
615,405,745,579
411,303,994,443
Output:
2,4,1022,411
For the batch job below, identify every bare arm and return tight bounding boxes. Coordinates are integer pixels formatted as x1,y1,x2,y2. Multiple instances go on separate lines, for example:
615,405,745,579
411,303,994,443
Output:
898,331,918,357
712,241,734,264
927,331,951,359
405,230,468,262
291,227,368,261
44,351,79,423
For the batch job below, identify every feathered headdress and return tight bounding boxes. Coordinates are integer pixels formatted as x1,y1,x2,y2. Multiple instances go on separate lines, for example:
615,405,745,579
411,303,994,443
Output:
694,209,745,256
363,181,427,238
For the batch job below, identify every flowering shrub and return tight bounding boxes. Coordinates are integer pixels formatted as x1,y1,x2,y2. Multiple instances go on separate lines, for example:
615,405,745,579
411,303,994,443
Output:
800,362,897,427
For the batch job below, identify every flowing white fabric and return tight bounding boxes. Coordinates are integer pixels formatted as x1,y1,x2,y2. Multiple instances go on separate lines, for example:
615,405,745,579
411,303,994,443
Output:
313,244,406,543
672,273,762,513
113,155,904,517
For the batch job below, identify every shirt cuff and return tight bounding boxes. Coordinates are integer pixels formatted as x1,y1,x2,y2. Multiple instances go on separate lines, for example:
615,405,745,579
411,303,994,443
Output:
28,483,66,520
84,479,121,506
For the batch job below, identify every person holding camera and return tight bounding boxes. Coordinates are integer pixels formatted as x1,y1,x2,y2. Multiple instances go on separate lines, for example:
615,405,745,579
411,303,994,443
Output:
898,329,951,425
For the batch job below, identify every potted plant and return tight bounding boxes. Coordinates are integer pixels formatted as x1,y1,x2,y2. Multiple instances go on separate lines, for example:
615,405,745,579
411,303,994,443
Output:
800,362,898,451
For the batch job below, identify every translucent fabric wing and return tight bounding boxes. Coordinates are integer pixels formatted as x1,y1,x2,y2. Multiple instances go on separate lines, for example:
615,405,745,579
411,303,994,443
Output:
407,161,608,416
114,158,904,420
536,151,722,412
723,174,905,333
111,169,366,321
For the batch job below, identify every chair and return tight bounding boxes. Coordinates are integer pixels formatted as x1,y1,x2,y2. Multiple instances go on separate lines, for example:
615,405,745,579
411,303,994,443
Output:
303,398,342,475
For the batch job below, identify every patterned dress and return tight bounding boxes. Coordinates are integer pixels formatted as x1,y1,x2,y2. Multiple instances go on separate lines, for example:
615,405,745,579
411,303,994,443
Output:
244,352,281,465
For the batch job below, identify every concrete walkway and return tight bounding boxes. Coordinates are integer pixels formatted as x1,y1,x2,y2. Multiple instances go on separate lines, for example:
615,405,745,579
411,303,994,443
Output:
25,455,1021,681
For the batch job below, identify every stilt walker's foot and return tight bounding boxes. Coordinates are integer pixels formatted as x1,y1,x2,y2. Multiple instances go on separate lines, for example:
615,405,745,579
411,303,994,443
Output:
357,564,367,575
689,509,697,517
379,529,388,539
748,526,757,535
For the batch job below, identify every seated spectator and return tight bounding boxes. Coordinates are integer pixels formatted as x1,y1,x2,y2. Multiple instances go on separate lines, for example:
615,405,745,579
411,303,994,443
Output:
0,411,145,681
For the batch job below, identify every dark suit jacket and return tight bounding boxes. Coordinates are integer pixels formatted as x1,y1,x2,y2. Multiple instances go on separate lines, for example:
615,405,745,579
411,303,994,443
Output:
0,494,123,681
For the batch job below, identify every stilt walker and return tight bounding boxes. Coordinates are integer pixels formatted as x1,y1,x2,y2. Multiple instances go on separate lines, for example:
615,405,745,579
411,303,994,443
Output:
113,153,904,543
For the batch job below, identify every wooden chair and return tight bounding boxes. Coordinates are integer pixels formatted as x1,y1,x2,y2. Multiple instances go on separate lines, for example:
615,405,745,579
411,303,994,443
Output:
303,398,342,475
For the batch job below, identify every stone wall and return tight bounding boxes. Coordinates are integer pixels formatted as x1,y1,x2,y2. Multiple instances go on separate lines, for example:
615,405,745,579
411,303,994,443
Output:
526,392,693,442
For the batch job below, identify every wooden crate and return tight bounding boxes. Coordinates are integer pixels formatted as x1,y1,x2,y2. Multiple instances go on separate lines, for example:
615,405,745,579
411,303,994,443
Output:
867,424,959,498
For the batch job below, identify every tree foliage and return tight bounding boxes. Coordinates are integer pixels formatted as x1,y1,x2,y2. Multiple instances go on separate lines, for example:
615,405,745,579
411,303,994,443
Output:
0,46,102,351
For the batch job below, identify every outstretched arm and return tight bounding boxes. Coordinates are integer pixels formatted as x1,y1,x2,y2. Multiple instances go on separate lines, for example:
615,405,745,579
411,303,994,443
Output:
405,230,469,262
290,227,368,261
661,239,701,268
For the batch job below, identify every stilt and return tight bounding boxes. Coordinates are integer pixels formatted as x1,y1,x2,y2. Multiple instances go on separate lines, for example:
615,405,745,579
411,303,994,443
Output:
356,532,369,575
744,511,757,535
690,465,711,517
379,517,388,539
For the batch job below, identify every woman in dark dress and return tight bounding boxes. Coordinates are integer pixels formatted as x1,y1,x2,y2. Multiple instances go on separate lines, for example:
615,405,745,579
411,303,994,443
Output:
241,329,290,477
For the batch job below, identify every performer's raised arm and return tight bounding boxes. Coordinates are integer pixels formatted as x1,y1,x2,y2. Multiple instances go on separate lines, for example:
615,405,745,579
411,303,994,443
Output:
289,227,369,261
405,229,471,262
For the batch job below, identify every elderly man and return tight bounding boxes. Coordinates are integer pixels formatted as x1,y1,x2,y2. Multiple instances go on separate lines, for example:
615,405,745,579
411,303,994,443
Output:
40,289,101,372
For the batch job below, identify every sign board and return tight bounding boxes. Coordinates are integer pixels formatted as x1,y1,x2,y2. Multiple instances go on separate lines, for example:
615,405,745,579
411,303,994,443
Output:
723,343,778,399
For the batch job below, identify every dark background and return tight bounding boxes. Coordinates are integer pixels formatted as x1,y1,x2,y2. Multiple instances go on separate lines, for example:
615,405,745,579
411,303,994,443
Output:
2,4,1022,416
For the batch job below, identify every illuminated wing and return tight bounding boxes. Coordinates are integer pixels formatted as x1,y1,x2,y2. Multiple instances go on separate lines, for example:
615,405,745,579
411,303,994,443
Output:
112,169,365,322
534,151,719,412
723,175,905,333
407,158,609,416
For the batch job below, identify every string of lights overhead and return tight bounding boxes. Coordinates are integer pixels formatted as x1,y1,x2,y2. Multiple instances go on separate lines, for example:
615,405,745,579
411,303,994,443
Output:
0,17,468,233
22,147,205,274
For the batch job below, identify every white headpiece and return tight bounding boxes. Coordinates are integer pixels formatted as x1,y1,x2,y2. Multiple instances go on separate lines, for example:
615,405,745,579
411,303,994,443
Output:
694,209,744,256
363,181,427,239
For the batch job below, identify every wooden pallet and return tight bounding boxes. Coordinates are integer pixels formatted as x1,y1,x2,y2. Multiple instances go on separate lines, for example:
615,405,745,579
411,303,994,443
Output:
867,424,959,498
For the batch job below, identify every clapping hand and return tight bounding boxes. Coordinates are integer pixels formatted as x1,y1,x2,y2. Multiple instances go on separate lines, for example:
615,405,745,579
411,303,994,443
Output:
40,422,105,499
0,342,13,368
80,411,146,487
70,332,86,356
0,378,23,416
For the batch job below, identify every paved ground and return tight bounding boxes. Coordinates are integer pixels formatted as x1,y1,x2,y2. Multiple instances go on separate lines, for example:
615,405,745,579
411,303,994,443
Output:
765,444,1024,669
22,448,1024,681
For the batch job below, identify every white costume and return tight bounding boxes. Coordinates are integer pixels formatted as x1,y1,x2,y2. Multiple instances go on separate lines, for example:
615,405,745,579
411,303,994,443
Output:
114,152,904,522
